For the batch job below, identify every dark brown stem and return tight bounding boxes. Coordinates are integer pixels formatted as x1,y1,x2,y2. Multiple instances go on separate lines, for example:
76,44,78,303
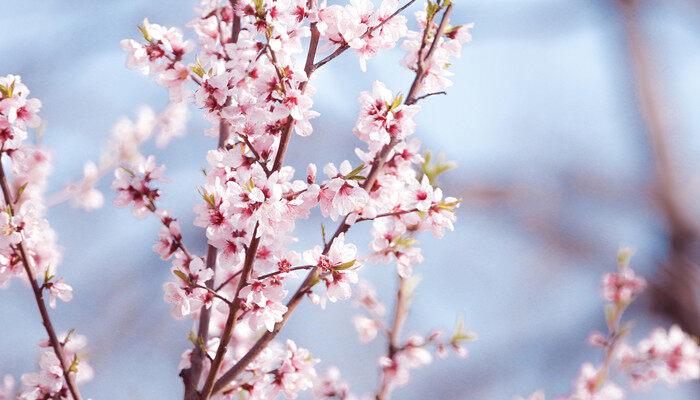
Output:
229,0,241,44
199,224,261,400
0,158,83,400
184,121,231,400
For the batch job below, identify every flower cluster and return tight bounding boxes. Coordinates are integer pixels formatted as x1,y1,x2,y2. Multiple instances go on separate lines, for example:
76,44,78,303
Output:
401,1,474,94
351,279,473,397
57,103,189,211
318,0,408,71
19,334,93,400
0,75,41,151
122,18,196,102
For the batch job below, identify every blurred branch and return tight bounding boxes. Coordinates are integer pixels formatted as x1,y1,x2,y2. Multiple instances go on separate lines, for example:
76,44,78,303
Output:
616,0,700,336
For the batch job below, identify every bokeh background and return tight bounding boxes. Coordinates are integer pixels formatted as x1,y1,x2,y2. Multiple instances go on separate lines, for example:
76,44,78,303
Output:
1,0,699,398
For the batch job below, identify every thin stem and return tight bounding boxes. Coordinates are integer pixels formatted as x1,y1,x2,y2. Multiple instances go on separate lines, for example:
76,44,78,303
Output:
312,0,417,71
376,276,409,400
0,158,83,400
405,5,453,105
238,133,271,175
271,7,321,172
412,91,447,103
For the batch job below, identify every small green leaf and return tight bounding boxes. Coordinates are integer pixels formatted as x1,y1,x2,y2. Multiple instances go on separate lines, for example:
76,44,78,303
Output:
137,25,151,42
16,182,28,200
344,163,365,179
389,93,404,110
198,335,208,355
335,259,356,270
187,330,197,345
65,328,76,343
173,270,191,284
120,166,135,177
68,354,79,373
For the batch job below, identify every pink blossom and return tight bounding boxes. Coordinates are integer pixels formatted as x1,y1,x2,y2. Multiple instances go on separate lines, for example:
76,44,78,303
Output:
45,278,73,309
602,267,646,304
352,315,379,343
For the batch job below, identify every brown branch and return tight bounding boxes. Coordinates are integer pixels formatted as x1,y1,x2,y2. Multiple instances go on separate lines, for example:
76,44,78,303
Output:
183,121,231,400
412,91,447,103
199,223,261,400
376,276,410,400
405,4,453,105
0,158,83,400
615,0,700,337
229,0,241,44
271,7,321,172
214,269,243,292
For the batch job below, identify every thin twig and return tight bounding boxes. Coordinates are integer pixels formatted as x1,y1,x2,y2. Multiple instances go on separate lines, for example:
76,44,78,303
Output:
376,276,409,400
312,0,417,71
412,91,447,103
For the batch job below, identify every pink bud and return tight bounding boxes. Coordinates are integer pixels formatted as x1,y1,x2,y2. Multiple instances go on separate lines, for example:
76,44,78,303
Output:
307,163,317,184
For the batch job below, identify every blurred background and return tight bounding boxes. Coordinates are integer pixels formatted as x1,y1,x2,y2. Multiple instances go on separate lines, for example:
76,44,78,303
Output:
1,0,699,398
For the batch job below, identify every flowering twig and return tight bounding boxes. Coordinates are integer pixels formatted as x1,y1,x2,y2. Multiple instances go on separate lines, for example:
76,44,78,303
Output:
312,0,418,71
0,159,83,400
209,5,456,393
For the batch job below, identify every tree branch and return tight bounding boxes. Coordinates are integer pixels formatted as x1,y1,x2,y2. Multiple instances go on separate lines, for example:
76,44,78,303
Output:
0,158,83,400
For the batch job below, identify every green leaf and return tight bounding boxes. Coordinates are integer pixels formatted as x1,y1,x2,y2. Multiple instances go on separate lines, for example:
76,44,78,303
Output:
392,236,419,248
137,25,151,42
389,93,404,110
451,314,478,343
16,182,28,200
344,163,365,179
120,166,135,177
187,330,197,345
173,270,191,284
335,259,356,270
68,354,79,373
198,335,208,355
64,328,76,343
